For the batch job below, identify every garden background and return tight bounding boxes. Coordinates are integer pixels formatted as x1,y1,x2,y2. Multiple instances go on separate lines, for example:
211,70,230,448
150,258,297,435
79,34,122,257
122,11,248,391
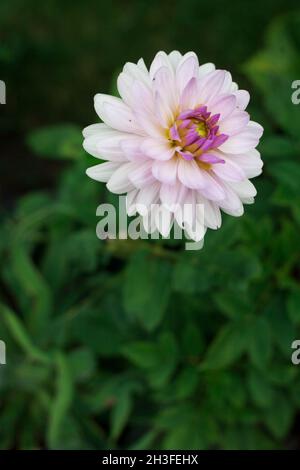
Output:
1,0,300,449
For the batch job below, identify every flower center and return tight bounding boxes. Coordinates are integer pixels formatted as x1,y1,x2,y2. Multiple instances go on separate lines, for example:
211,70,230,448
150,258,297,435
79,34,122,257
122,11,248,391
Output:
169,105,228,168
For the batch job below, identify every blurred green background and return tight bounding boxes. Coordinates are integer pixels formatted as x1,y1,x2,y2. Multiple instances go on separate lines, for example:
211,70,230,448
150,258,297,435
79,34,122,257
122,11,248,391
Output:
1,0,300,450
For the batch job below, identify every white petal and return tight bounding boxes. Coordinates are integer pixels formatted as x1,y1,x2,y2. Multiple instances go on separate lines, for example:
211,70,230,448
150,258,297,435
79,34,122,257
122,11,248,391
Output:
152,158,178,185
154,204,173,237
160,182,187,207
218,71,233,95
141,138,175,161
106,162,138,194
120,137,146,161
126,189,139,216
153,66,177,125
198,171,226,201
219,121,263,154
83,130,129,161
180,77,199,110
234,90,250,110
176,52,199,95
135,182,160,214
82,123,111,138
220,110,250,136
229,180,257,198
86,162,120,182
150,51,173,79
212,153,246,182
218,182,244,217
168,50,183,70
117,72,135,108
94,94,143,134
123,61,151,88
178,159,206,189
197,194,222,229
198,70,226,103
129,160,156,188
198,62,215,79
231,149,263,178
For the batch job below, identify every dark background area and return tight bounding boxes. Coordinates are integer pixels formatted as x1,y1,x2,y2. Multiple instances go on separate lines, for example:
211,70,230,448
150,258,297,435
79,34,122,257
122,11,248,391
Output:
1,0,300,450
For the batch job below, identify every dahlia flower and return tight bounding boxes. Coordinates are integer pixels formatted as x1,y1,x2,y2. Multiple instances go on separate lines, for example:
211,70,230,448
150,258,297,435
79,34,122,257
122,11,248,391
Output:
84,51,263,241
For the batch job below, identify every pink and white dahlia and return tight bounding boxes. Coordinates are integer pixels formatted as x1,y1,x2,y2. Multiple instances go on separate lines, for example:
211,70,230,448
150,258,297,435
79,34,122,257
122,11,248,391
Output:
84,51,263,241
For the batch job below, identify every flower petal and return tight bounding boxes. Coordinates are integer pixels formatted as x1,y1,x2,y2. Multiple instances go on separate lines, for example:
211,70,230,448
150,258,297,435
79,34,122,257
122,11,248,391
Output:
86,162,120,182
198,70,226,103
176,52,199,95
152,158,178,184
198,62,215,79
219,121,263,154
94,94,143,134
129,160,156,188
178,159,206,189
141,138,175,161
208,94,237,121
234,90,250,110
220,110,250,136
212,152,246,182
106,162,138,194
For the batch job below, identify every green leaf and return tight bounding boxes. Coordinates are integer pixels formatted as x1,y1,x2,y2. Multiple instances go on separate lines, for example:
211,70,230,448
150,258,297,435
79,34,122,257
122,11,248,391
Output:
264,393,294,439
48,353,73,449
6,244,52,336
68,348,96,382
248,317,272,368
244,12,300,138
27,124,84,160
201,320,249,370
123,250,172,331
1,303,50,364
247,370,275,408
287,288,300,324
110,390,132,441
123,333,178,388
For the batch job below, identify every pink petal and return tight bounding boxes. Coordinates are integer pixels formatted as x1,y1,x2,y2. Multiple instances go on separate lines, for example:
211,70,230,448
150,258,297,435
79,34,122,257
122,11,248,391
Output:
177,159,206,189
199,171,226,201
220,110,250,136
129,160,156,188
212,153,246,182
208,94,237,121
152,66,177,125
120,137,146,161
219,121,263,154
152,158,178,184
198,70,226,104
180,77,199,110
176,52,199,94
141,138,175,161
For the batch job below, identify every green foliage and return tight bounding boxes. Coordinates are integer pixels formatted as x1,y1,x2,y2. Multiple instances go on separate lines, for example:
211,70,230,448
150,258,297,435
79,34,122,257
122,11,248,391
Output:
1,5,300,451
